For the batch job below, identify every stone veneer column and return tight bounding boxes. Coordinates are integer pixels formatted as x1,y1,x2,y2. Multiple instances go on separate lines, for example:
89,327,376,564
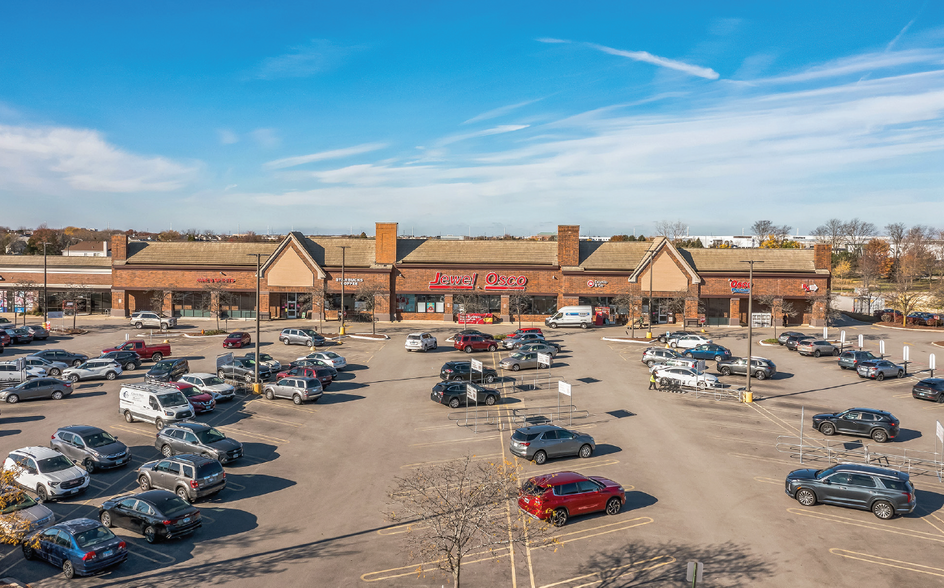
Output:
728,298,740,326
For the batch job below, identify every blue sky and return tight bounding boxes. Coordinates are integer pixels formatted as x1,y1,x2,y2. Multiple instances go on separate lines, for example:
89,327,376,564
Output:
1,1,942,237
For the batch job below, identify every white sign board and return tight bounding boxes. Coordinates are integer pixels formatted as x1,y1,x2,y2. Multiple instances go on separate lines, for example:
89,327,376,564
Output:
558,381,572,396
858,334,864,349
538,353,551,366
470,359,483,372
931,354,936,370
696,359,706,373
903,345,910,362
937,420,944,444
466,384,478,402
840,330,846,344
879,340,885,356
686,562,704,583
47,311,64,319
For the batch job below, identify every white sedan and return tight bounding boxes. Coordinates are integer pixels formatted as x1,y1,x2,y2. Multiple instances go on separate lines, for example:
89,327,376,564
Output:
653,366,718,389
297,351,347,370
669,334,713,350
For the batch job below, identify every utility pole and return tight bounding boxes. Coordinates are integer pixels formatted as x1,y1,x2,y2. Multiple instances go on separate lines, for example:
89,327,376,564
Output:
338,246,349,335
647,245,655,339
740,258,764,402
246,253,264,393
42,242,49,329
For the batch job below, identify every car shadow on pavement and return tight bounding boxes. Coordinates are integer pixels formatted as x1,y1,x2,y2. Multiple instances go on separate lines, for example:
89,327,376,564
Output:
70,390,109,400
319,392,366,404
328,382,368,393
912,490,944,516
0,429,21,437
206,473,295,502
341,364,369,372
0,414,45,425
769,372,794,380
228,442,280,468
895,428,923,442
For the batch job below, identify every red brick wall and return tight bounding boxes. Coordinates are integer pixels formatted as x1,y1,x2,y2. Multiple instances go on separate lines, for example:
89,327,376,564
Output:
111,235,127,263
375,223,397,265
558,225,579,267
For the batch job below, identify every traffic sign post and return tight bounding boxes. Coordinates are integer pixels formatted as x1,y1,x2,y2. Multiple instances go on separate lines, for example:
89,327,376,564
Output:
879,339,885,359
937,420,943,481
931,354,936,378
686,561,704,587
466,384,478,432
558,380,572,424
823,326,828,340
840,330,846,351
470,359,483,385
903,345,910,376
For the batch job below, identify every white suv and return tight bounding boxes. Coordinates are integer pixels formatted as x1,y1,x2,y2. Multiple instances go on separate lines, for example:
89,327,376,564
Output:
3,446,90,502
61,359,123,382
405,333,437,352
130,312,177,331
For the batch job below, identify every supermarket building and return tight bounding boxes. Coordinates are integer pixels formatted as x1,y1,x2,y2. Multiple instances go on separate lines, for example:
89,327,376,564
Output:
0,223,833,327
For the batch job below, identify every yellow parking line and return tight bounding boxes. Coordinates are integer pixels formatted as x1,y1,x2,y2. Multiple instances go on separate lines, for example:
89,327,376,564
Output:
361,546,513,582
409,435,501,448
830,548,944,578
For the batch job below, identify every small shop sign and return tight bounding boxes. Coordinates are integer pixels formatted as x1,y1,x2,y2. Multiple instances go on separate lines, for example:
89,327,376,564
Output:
729,279,751,294
801,283,819,293
587,279,608,288
335,277,364,286
198,278,236,283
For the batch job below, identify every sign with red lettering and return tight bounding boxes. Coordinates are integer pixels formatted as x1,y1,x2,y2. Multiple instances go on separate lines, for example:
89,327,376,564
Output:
428,272,476,290
484,272,527,291
198,278,236,284
729,279,751,294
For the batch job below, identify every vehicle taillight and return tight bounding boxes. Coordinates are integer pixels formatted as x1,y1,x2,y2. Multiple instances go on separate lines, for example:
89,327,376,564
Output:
64,383,71,387
190,480,199,489
83,551,97,561
222,471,226,478
163,519,172,525
519,442,530,447
905,492,913,502
118,541,126,550
51,435,56,440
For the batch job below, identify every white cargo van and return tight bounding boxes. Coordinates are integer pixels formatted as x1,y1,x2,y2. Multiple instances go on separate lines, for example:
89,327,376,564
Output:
119,383,195,429
545,306,594,329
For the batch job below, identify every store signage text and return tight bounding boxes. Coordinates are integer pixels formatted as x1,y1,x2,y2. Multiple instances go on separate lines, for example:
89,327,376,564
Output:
729,279,751,294
802,283,819,293
587,279,609,288
428,272,476,290
484,272,527,291
198,278,236,283
335,277,364,286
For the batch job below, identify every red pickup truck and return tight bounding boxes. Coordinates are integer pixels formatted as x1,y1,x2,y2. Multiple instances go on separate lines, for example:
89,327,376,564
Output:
102,340,171,361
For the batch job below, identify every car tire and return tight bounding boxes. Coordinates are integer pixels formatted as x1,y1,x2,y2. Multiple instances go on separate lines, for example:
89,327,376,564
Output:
161,324,168,332
511,364,520,371
449,398,460,409
720,367,731,376
605,497,621,516
125,362,136,371
877,372,885,381
293,394,303,405
151,353,163,362
552,508,568,526
488,344,497,352
83,458,95,474
62,560,76,580
50,368,61,376
872,429,889,443
820,423,836,436
485,395,496,406
100,511,112,527
135,322,143,329
580,323,588,329
832,348,840,356
282,338,289,345
872,500,894,520
245,374,253,383
306,339,313,347
756,371,766,380
36,485,49,502
534,451,547,465
50,389,66,401
796,488,816,507
155,418,165,430
105,371,117,380
814,350,821,357
897,370,904,378
550,322,558,329
144,525,158,544
161,444,174,457
176,487,190,502
485,374,495,383
697,381,707,389
465,346,473,354
124,410,135,423
265,389,274,400
68,374,79,383
72,359,83,367
714,355,723,362
659,378,669,387
579,444,593,458
452,375,463,381
647,360,656,368
22,543,34,560
839,365,846,370
138,475,151,491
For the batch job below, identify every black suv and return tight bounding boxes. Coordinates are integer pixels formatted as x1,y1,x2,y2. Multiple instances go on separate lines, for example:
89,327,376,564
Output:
50,425,131,472
218,358,271,382
430,381,501,407
28,349,88,367
100,350,142,371
439,361,498,383
136,454,226,502
785,463,916,519
838,350,878,370
716,357,777,379
145,359,190,384
155,422,243,464
812,408,899,443
912,378,944,403
784,335,814,351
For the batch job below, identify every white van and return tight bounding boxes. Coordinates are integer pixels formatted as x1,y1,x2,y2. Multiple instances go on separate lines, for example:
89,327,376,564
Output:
545,306,594,329
118,383,195,429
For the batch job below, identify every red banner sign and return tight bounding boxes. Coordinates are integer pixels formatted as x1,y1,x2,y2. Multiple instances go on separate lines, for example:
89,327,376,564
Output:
484,272,527,291
428,272,476,290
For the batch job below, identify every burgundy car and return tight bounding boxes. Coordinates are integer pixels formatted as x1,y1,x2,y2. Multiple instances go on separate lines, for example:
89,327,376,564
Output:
277,366,333,388
169,382,216,414
518,471,625,527
223,332,251,349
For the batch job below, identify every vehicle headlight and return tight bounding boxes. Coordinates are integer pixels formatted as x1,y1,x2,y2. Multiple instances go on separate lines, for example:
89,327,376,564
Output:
164,410,174,416
49,481,60,487
88,449,101,457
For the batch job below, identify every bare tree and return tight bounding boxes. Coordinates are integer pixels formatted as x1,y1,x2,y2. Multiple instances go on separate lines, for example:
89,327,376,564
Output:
387,455,554,587
355,283,388,334
148,289,183,316
859,239,892,314
884,222,906,277
613,293,643,336
844,218,877,255
508,291,532,329
200,281,236,331
653,220,687,244
453,292,486,324
10,278,38,327
810,219,847,252
0,465,43,547
62,283,92,330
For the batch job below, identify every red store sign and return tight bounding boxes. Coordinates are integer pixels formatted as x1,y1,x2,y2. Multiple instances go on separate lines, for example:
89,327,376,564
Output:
428,272,476,290
484,272,527,291
729,279,751,293
198,278,236,283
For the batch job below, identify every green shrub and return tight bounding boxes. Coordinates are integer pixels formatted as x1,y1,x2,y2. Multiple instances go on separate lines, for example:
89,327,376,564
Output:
762,338,779,344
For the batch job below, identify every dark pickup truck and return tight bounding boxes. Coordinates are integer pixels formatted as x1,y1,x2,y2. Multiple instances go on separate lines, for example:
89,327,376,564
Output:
102,340,171,361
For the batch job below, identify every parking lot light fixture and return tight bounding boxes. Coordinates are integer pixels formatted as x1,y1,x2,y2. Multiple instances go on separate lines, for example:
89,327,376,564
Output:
247,253,264,393
740,259,764,402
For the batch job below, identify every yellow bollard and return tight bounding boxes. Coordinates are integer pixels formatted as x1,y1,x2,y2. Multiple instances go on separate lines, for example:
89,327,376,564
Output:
252,383,261,394
743,390,753,403
339,325,346,335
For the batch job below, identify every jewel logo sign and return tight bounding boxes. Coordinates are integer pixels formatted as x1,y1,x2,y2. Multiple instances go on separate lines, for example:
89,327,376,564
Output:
428,272,476,290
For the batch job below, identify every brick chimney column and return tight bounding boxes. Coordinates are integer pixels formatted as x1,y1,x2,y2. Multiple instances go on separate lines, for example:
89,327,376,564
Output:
375,223,397,265
557,225,579,267
111,234,128,264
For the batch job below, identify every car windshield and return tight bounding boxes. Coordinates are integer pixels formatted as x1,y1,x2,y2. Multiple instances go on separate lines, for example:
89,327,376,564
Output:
37,455,74,473
509,353,525,360
153,495,192,517
814,468,832,480
84,431,118,448
259,354,272,361
157,392,188,408
0,491,38,515
322,352,340,359
196,428,227,444
204,377,225,385
511,431,540,442
152,362,174,373
74,525,116,549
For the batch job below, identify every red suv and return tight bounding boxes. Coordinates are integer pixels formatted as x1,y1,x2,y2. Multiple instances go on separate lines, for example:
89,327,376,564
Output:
507,327,543,338
277,366,333,388
518,471,625,527
169,382,216,414
223,332,252,348
454,334,498,353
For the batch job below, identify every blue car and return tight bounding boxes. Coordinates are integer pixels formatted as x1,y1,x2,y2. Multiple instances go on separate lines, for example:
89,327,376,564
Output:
22,518,128,579
681,344,732,361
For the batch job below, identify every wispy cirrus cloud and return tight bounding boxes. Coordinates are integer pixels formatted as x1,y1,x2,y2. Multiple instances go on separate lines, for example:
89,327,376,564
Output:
536,38,571,44
252,39,363,80
438,125,529,146
744,49,944,85
0,124,196,193
463,99,544,125
538,38,719,80
217,129,239,145
264,142,388,170
250,128,280,149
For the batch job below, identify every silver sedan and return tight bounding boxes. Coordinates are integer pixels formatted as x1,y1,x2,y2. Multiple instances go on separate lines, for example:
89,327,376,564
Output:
857,360,905,381
499,351,549,371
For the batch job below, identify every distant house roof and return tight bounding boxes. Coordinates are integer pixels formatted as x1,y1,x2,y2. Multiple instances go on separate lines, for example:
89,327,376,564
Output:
681,248,821,273
63,241,109,252
396,240,558,265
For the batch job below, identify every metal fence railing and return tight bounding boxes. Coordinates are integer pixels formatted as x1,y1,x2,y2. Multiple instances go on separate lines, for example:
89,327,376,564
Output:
776,435,944,480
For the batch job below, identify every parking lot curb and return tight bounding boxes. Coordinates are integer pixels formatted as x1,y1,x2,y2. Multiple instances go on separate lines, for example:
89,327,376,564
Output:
349,334,390,340
183,332,229,338
602,337,651,344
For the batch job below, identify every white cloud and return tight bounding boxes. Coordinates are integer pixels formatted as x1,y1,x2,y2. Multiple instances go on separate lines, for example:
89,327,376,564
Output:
887,17,917,51
536,38,571,44
438,125,529,146
462,99,544,125
585,43,720,80
746,49,944,84
253,39,362,80
218,129,239,145
251,128,280,149
264,142,387,170
0,124,195,193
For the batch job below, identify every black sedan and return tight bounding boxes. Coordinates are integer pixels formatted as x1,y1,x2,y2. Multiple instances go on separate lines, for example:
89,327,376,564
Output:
812,408,899,443
99,490,201,543
431,381,501,407
912,378,944,403
784,335,815,351
716,357,777,379
2,328,33,345
439,361,498,383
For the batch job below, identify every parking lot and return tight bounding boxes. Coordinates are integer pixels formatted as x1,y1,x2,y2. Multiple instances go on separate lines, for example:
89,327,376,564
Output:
2,316,944,586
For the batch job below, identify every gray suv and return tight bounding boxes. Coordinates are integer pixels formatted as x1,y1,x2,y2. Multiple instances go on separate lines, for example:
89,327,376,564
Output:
509,425,595,465
785,463,916,519
155,422,243,464
838,350,878,370
263,376,323,404
640,347,681,368
136,454,226,502
279,328,325,347
50,426,131,472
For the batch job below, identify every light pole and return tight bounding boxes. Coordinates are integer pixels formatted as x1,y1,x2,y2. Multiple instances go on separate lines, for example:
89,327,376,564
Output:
646,247,655,339
338,246,349,335
42,242,49,329
247,254,264,393
740,259,764,402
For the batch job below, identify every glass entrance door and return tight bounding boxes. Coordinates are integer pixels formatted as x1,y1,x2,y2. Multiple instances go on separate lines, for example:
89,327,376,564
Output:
286,293,298,319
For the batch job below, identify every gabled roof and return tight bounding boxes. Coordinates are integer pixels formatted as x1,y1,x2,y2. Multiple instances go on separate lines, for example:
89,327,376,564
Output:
302,237,374,268
260,232,326,278
63,241,109,252
396,240,557,265
681,248,820,273
124,241,276,266
577,241,650,271
627,237,701,284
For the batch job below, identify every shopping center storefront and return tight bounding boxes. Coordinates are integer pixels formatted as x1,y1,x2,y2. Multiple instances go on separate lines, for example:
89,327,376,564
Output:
0,223,832,326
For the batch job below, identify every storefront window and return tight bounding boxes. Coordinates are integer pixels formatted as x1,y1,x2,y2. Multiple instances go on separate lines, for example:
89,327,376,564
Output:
221,292,256,319
396,294,416,313
414,294,444,314
179,292,211,317
530,296,558,315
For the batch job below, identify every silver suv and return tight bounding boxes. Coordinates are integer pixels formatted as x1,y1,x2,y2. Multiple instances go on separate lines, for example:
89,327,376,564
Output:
405,333,437,352
785,463,916,519
279,328,325,347
3,446,90,502
640,347,681,368
509,425,595,464
264,376,323,404
131,312,176,331
62,359,123,382
136,455,226,502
